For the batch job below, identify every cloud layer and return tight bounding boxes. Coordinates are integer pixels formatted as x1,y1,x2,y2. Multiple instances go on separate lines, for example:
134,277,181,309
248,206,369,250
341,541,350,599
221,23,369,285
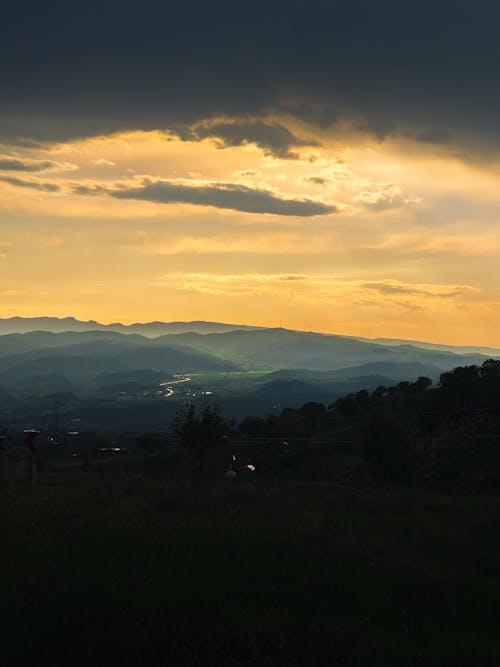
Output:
0,175,60,192
2,0,500,157
0,156,57,172
76,178,335,216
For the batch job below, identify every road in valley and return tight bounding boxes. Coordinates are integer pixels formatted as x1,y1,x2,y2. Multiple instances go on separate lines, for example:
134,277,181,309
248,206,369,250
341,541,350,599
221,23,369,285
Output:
159,375,191,397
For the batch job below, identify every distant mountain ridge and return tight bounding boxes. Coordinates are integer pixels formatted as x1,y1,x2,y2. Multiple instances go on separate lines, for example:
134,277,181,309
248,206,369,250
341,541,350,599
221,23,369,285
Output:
1,316,498,356
350,335,500,357
0,317,262,337
262,360,448,382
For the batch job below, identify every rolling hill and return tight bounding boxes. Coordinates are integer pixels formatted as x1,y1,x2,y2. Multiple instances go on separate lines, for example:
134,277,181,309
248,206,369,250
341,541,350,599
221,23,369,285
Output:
154,328,491,372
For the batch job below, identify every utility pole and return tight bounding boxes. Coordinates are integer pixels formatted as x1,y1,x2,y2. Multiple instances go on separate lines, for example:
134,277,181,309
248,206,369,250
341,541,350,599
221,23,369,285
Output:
0,434,7,474
24,429,40,484
46,401,66,444
46,402,67,468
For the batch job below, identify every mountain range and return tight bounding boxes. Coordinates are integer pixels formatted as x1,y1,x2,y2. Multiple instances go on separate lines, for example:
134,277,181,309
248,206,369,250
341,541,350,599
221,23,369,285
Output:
2,316,499,356
0,317,497,429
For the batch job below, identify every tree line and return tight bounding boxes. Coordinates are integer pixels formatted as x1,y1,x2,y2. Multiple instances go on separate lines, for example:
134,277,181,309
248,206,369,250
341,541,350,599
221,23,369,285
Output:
173,359,500,489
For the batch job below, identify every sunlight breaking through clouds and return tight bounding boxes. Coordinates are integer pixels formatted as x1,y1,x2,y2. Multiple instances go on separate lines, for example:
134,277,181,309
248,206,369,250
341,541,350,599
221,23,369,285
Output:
1,123,500,344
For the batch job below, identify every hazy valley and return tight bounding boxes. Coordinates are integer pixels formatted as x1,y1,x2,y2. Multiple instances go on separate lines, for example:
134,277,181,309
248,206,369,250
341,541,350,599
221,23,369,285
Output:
0,316,496,431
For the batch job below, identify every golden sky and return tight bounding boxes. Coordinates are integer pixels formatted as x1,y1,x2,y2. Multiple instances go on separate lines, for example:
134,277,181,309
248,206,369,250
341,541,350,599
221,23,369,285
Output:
2,116,500,345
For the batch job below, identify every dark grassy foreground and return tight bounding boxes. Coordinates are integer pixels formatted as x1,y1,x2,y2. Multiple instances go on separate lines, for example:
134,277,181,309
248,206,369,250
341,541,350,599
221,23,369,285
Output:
2,458,500,666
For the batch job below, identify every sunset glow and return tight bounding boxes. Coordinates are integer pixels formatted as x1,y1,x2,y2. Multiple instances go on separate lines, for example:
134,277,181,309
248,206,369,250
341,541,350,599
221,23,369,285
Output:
2,1,500,346
2,126,500,344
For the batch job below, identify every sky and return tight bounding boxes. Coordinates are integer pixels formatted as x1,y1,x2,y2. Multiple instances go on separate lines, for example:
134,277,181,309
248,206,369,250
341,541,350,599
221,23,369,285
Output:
2,0,500,345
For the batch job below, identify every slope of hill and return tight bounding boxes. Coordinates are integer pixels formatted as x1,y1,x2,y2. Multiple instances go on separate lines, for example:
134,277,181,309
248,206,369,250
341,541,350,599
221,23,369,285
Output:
0,331,241,393
351,335,500,357
0,330,147,357
154,328,491,372
261,360,444,383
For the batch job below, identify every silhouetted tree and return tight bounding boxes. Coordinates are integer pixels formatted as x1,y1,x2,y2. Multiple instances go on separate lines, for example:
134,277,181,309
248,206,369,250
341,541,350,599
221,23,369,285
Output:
300,402,327,431
173,403,232,483
278,408,309,436
301,402,327,419
357,408,412,482
414,376,432,391
334,393,358,416
479,359,500,401
371,385,387,403
355,389,370,407
440,365,479,408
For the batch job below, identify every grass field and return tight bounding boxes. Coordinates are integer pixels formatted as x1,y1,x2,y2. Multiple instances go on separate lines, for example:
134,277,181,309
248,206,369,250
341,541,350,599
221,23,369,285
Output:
2,456,500,666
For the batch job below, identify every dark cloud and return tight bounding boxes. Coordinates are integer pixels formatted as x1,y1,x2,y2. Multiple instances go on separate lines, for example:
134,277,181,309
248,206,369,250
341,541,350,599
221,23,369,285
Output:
305,176,329,186
1,0,500,155
363,283,423,296
178,120,314,158
1,139,48,150
238,169,260,177
414,129,452,145
278,105,338,130
0,155,57,171
72,184,108,196
76,179,335,216
0,176,60,192
363,283,468,298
